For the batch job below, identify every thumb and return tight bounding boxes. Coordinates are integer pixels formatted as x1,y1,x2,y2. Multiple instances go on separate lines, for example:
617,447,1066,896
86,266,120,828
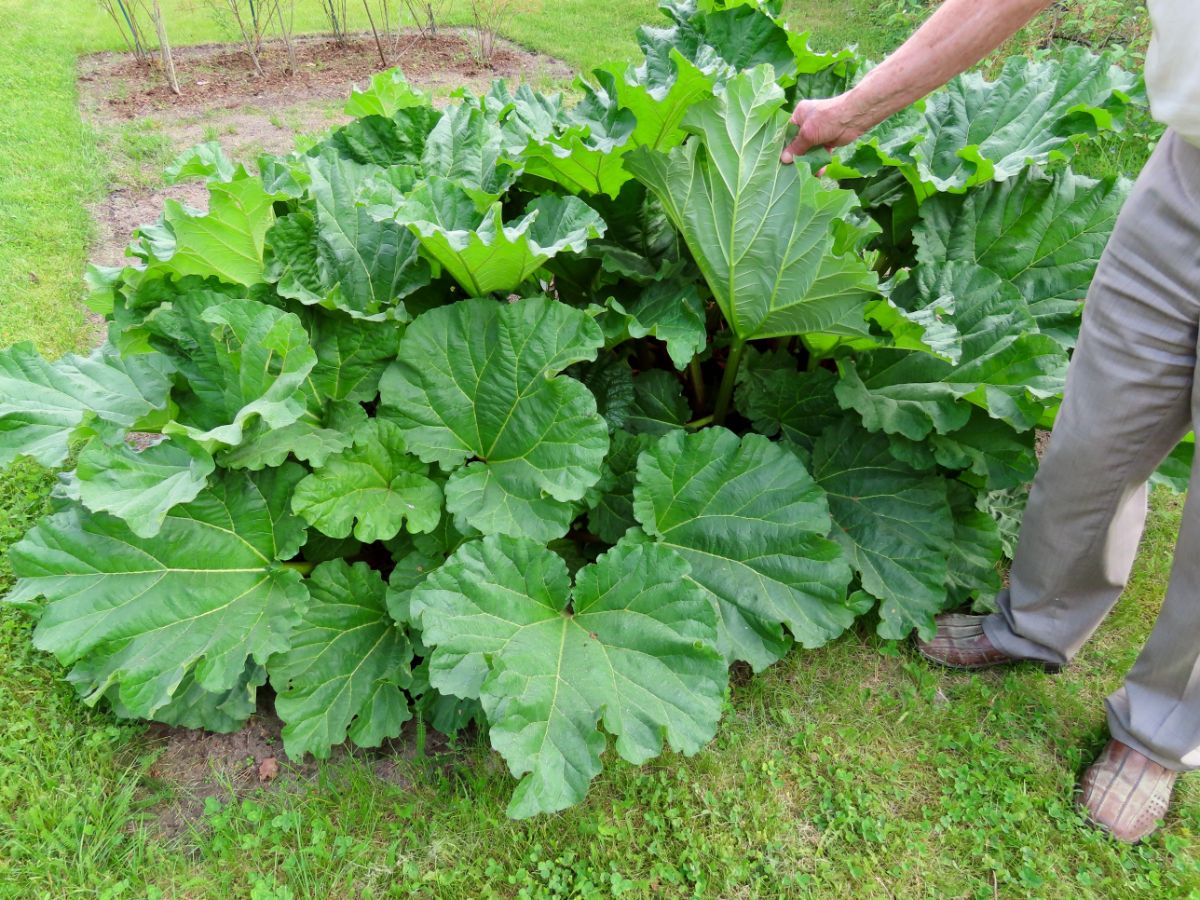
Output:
781,101,819,165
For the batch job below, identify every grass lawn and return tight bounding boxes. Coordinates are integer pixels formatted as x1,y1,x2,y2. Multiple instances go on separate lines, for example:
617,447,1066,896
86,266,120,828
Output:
1,1,1194,896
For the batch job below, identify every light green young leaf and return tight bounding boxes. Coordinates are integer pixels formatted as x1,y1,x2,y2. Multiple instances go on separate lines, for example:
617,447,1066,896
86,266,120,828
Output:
271,560,414,758
146,294,317,449
377,177,606,296
380,298,608,541
887,408,1038,491
633,427,855,670
8,466,309,719
599,50,716,153
164,141,237,184
218,398,367,471
292,419,443,542
66,434,216,538
585,430,653,544
626,67,878,341
811,420,954,640
410,534,725,818
945,480,1003,608
514,71,637,198
344,68,430,118
733,351,841,452
0,342,173,467
146,174,283,286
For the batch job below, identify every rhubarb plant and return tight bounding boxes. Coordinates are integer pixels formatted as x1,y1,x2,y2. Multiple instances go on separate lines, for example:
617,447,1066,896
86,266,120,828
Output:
2,0,1158,818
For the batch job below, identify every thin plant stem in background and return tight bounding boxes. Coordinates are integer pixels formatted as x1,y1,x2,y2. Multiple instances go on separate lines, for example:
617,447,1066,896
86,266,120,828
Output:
275,0,298,75
97,0,150,63
148,0,180,94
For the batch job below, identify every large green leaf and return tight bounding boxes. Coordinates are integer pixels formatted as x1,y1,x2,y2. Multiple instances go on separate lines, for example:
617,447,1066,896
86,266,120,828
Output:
626,67,878,341
142,173,283,286
810,421,953,640
374,177,606,296
344,68,430,118
146,293,317,449
65,434,215,538
264,151,430,318
914,168,1130,346
0,342,173,467
830,48,1135,193
380,298,608,541
421,102,517,196
633,427,855,670
301,305,401,404
410,534,725,818
292,419,443,542
514,72,637,198
835,263,1067,440
7,466,309,718
271,560,413,758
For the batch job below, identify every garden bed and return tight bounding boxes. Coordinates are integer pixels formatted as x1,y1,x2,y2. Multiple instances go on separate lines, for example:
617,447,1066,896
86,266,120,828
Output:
77,30,570,119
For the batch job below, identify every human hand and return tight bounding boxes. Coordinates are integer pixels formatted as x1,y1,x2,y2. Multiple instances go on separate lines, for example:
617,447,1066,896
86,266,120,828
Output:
780,95,870,165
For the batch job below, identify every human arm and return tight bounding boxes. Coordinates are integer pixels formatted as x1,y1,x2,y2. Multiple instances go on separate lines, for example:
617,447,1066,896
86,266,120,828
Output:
780,0,1056,163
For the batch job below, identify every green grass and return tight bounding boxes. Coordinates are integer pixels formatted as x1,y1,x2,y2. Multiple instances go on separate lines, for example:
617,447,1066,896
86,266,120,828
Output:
0,0,1194,896
0,0,107,357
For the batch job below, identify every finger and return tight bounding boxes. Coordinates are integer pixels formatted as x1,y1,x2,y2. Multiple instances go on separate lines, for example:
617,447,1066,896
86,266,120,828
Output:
780,133,811,164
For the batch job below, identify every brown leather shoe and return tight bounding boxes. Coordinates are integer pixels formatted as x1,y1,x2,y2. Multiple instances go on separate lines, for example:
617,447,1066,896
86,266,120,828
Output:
1078,739,1178,844
916,613,1062,672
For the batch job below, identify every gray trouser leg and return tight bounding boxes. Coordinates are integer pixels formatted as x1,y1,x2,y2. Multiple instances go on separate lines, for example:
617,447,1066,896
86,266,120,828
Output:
981,131,1200,769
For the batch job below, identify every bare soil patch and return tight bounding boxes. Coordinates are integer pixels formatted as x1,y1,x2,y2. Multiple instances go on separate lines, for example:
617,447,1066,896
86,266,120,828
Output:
141,703,464,841
78,31,571,121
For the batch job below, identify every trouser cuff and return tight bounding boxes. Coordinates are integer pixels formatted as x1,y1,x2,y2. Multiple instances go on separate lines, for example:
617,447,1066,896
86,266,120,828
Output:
981,589,1070,666
1105,692,1195,773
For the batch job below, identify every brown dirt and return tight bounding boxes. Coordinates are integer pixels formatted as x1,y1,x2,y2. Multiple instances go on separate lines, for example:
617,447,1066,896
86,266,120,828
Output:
77,30,571,121
140,707,463,841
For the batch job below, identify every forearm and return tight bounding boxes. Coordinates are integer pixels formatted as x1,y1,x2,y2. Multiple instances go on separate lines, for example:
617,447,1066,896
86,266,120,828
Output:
841,0,1054,131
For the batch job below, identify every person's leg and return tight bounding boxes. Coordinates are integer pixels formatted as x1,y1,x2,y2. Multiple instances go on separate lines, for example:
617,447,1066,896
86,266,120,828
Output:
1107,369,1200,772
982,130,1200,666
